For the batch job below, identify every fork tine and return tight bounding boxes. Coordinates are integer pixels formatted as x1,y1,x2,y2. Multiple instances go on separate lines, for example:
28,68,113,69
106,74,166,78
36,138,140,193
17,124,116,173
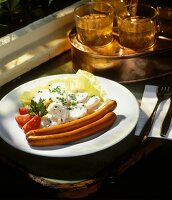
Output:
158,86,171,98
161,86,169,92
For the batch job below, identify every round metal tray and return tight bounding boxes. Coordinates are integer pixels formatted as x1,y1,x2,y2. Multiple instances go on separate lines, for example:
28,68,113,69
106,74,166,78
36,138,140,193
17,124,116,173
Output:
69,28,172,83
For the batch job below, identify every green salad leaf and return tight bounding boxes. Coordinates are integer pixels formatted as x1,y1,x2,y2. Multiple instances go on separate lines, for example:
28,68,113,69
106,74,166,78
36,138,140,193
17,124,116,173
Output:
28,99,48,117
20,70,107,106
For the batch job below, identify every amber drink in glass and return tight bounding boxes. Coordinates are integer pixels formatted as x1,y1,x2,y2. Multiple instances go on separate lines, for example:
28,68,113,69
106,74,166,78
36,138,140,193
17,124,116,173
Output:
91,0,125,27
117,4,158,50
74,2,114,46
157,0,172,36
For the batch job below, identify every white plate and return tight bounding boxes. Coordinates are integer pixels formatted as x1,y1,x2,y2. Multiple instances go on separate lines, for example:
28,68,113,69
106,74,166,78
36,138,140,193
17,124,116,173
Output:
0,74,139,157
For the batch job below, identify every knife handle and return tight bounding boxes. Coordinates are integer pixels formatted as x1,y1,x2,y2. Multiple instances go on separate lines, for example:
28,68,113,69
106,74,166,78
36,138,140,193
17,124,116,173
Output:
140,99,161,142
160,98,172,137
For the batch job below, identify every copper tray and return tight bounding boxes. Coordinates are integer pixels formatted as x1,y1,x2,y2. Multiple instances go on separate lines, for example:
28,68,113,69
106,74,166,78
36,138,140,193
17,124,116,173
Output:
69,28,172,83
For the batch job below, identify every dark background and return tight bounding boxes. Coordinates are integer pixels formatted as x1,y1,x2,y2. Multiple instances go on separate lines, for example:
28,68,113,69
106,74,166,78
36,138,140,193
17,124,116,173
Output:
0,0,79,37
1,141,172,199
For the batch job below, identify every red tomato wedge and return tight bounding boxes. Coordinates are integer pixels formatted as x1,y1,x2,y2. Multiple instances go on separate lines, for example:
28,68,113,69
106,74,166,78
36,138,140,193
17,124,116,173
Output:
15,114,33,127
19,107,28,115
22,115,41,133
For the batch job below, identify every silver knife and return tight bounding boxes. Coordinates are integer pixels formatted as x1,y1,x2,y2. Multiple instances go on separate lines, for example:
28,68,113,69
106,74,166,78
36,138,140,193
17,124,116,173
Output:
160,91,172,137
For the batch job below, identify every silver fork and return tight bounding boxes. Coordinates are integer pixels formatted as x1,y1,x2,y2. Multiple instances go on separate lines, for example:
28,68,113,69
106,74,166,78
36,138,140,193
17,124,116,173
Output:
140,85,171,142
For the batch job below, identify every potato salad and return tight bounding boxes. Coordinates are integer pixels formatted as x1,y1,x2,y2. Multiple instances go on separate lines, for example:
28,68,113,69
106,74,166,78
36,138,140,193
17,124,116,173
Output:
32,82,102,128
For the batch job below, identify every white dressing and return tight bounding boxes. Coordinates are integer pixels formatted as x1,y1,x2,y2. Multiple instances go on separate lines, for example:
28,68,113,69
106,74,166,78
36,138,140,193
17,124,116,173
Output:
31,82,103,128
85,96,101,110
69,103,87,120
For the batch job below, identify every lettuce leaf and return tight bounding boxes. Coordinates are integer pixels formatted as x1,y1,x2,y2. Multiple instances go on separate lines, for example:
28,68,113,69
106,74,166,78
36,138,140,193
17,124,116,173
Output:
66,70,107,101
20,70,107,105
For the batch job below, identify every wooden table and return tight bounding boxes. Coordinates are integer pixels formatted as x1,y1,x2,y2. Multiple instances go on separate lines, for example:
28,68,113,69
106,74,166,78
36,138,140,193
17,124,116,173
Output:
0,49,172,199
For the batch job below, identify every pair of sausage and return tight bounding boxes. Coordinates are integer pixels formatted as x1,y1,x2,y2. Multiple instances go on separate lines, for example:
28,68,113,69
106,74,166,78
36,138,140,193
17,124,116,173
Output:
26,99,117,147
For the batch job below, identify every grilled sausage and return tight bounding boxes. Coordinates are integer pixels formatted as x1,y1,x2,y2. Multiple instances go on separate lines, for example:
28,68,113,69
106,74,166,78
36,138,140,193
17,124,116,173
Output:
27,111,116,146
26,99,117,138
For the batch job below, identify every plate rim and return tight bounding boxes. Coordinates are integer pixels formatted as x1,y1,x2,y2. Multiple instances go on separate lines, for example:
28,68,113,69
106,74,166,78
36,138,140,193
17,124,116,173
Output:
0,74,140,157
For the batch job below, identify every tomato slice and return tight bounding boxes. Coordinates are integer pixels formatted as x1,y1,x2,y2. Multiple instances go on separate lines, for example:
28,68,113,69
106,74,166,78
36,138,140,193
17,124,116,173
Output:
19,107,28,115
22,115,41,133
15,114,33,127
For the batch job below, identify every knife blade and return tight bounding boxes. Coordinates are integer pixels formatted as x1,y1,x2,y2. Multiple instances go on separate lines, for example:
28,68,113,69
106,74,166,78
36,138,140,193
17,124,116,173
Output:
160,93,172,137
